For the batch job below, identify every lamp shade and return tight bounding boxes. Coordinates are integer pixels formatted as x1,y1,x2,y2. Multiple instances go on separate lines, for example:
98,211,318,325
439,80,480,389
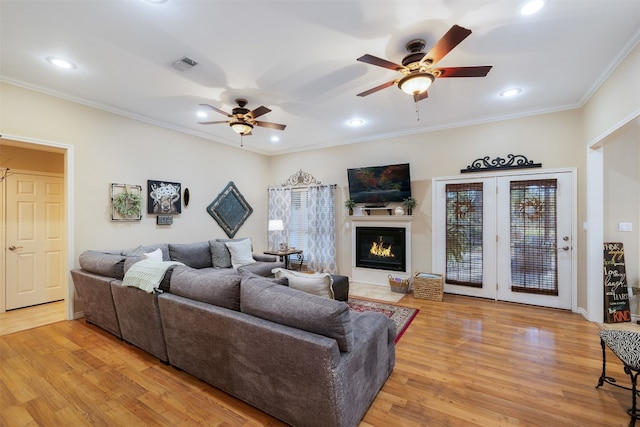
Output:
398,72,435,95
268,219,284,231
231,121,253,135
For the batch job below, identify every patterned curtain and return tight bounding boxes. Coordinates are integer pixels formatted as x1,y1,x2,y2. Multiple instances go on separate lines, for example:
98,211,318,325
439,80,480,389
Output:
306,185,337,273
267,187,291,251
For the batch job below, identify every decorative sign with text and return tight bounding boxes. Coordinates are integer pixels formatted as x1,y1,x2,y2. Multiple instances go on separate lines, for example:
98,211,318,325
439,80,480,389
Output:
603,242,631,323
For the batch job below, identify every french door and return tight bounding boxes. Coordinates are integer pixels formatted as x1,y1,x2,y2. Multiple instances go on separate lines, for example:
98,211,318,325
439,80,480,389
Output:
433,170,575,309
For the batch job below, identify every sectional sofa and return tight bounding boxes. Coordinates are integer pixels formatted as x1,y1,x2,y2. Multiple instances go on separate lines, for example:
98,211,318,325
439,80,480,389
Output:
70,239,396,427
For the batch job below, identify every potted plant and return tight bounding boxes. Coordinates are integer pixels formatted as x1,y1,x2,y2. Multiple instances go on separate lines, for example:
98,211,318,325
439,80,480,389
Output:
402,197,417,215
344,199,356,215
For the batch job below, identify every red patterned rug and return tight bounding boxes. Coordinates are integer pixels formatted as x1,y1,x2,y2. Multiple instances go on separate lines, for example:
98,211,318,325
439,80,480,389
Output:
346,298,418,343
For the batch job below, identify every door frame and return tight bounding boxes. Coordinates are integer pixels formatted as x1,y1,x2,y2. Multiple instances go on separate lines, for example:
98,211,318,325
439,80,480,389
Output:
0,134,75,320
432,167,578,313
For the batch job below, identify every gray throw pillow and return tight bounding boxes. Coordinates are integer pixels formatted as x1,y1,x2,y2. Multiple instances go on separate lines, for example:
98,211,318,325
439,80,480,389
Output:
209,240,232,268
169,266,241,310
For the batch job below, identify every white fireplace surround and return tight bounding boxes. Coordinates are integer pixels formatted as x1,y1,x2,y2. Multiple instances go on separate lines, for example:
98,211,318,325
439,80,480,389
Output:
350,216,412,286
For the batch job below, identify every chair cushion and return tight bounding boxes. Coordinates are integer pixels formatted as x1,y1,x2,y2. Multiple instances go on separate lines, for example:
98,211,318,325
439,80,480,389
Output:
600,329,640,369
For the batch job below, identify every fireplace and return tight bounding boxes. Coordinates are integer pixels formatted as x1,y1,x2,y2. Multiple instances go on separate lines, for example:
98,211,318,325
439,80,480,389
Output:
355,226,406,272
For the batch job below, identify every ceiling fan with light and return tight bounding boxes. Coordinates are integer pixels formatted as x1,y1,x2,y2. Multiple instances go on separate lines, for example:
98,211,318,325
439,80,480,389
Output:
357,24,492,103
198,98,287,136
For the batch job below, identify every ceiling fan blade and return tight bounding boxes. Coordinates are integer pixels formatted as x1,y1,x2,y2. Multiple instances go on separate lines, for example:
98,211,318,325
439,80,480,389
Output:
197,120,229,125
357,54,405,71
199,103,232,117
356,80,397,97
436,65,493,78
249,105,271,119
422,24,472,65
255,121,286,131
413,91,429,103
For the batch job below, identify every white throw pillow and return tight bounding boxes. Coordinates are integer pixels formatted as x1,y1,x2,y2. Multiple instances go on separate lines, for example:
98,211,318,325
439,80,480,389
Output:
142,248,163,262
225,238,256,269
272,268,335,299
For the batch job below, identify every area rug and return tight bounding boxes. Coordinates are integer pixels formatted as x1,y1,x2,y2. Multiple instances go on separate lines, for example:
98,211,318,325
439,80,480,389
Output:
346,298,419,343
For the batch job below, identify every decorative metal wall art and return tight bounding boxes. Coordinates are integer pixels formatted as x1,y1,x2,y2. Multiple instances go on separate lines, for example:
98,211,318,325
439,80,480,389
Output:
207,181,253,238
111,183,143,221
461,154,541,173
147,180,181,214
282,169,321,187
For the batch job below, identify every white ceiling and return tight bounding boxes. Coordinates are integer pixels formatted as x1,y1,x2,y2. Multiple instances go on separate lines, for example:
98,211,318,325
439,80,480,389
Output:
1,0,639,155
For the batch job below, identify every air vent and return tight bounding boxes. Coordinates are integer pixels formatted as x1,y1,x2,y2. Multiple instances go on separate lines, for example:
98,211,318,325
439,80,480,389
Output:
171,56,198,71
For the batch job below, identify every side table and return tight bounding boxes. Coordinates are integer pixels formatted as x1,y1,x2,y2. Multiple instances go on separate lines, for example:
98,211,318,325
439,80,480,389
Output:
263,249,303,270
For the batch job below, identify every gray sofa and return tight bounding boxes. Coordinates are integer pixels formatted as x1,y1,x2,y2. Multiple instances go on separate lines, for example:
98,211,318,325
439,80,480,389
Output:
70,239,396,427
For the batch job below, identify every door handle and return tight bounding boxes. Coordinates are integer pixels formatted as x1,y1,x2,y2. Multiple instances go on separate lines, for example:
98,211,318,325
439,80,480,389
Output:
8,245,23,251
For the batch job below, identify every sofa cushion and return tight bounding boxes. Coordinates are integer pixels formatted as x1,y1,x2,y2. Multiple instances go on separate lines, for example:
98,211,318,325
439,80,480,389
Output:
169,266,242,311
169,242,213,269
239,261,281,277
122,244,170,260
225,238,256,269
240,275,354,352
209,240,232,268
79,250,126,279
272,268,335,299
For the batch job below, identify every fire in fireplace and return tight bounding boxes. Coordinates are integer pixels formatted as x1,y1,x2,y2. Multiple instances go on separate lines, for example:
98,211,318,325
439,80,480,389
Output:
355,226,406,272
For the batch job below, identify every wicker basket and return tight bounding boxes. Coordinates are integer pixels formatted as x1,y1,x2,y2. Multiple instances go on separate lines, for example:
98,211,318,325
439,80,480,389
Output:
412,272,444,301
388,275,412,294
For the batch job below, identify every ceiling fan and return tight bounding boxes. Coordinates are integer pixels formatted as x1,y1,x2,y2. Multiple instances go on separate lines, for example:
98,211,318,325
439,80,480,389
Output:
198,98,287,136
357,24,492,103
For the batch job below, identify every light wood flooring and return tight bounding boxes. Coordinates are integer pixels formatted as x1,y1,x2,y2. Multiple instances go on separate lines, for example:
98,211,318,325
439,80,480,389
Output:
0,292,635,426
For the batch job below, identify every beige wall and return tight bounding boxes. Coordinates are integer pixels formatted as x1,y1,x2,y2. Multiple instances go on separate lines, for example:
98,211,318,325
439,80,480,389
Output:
0,143,65,174
269,109,585,280
1,82,272,258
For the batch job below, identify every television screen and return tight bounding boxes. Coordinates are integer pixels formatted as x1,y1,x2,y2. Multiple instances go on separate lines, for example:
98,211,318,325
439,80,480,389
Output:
347,163,411,205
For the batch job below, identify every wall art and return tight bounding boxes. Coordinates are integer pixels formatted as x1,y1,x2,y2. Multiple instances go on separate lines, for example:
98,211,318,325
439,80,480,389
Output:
207,181,253,238
147,180,181,214
111,183,143,221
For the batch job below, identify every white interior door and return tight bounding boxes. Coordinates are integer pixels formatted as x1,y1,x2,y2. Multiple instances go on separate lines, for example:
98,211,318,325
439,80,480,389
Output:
433,170,575,309
5,173,65,310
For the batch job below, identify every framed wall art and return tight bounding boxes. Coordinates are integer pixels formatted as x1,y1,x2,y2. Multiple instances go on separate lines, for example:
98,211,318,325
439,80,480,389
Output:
147,180,181,214
207,181,253,238
111,183,143,221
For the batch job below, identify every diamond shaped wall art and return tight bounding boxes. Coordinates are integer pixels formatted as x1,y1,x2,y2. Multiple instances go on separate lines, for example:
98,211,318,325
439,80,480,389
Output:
207,181,253,238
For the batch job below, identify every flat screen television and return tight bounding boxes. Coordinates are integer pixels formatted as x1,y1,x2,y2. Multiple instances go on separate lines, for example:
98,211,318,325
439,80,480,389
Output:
347,163,411,206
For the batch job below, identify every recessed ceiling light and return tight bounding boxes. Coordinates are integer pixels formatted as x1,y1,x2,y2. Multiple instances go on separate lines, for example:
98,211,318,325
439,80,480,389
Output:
270,136,280,142
520,0,545,16
348,119,364,127
196,110,207,118
46,57,76,70
145,0,168,4
500,88,522,98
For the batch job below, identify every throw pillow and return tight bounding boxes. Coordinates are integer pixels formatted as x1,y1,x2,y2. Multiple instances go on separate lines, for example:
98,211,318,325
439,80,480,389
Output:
271,268,334,299
225,238,256,269
209,240,232,268
143,248,163,262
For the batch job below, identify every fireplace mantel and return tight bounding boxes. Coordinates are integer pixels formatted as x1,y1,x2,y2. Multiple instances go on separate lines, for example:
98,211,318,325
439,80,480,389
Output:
350,215,413,222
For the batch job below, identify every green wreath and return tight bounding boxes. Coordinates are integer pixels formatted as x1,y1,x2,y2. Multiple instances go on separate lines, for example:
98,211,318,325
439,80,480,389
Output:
114,191,142,218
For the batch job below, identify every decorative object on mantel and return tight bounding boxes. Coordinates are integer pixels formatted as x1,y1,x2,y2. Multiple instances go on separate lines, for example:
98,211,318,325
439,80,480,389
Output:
207,181,253,238
394,206,405,216
461,154,541,173
402,197,417,215
147,180,181,214
111,183,142,221
344,199,356,215
282,169,321,187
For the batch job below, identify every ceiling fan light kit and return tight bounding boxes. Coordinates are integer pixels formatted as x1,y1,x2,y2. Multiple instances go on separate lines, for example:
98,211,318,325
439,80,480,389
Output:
398,72,434,95
231,121,253,135
357,24,492,103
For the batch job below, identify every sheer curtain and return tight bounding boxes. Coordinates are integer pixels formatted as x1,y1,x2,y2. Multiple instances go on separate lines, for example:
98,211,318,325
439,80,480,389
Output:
267,187,291,251
307,185,336,273
267,184,336,273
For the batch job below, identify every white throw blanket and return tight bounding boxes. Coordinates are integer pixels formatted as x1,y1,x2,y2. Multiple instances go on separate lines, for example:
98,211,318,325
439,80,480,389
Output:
122,259,184,293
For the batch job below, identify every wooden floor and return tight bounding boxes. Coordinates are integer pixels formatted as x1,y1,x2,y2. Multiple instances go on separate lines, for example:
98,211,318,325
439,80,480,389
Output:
0,293,634,426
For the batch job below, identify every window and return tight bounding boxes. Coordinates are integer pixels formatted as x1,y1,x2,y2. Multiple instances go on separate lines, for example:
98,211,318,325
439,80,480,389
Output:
289,188,309,258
